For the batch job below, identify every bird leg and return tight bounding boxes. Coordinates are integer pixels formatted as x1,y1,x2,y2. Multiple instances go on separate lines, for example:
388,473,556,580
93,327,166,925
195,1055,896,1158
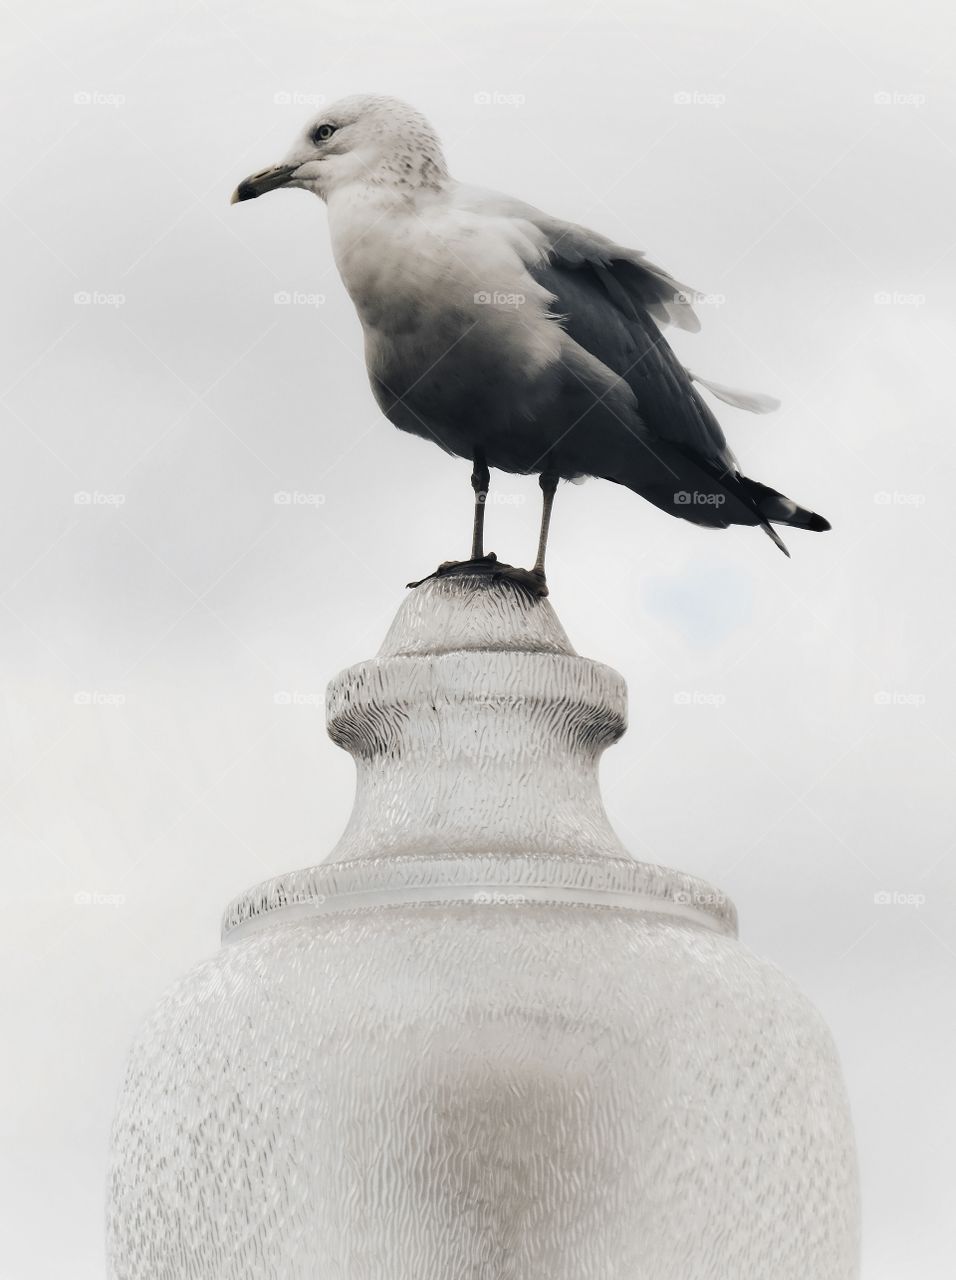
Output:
408,464,557,597
470,450,490,560
532,469,559,582
421,467,555,598
406,451,502,589
408,457,557,598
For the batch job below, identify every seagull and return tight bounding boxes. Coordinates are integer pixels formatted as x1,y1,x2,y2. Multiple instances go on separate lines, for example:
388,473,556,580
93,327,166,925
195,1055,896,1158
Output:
232,94,830,593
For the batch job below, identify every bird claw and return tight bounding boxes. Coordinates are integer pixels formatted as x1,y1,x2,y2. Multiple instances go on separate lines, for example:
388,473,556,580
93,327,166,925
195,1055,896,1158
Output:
406,554,497,589
496,566,549,598
407,555,548,598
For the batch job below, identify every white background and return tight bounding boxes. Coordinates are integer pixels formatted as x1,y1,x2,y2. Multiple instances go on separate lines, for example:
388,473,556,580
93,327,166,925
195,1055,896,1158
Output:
2,0,954,1274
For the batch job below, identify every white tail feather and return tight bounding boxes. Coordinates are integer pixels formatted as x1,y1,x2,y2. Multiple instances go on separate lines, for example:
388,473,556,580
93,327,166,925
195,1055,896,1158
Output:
688,371,780,415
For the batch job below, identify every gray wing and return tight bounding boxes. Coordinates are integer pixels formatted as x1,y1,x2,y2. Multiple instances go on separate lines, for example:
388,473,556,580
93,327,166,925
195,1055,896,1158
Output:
453,183,703,333
524,262,814,553
533,252,738,470
451,186,734,468
449,185,820,552
453,185,778,464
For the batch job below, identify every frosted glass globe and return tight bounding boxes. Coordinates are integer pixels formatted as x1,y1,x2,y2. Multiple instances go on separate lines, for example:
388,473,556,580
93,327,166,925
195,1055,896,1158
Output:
108,572,859,1279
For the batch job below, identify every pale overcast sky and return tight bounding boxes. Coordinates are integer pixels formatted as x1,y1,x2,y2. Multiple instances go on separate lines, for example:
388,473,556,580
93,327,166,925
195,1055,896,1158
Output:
1,0,954,1275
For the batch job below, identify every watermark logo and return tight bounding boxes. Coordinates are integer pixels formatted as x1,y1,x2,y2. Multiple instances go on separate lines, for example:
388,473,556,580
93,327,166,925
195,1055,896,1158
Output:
673,888,728,907
74,690,126,707
476,490,525,506
474,91,526,107
74,490,126,506
873,691,925,707
474,290,525,308
472,891,529,905
873,90,926,107
674,691,726,707
874,490,925,507
74,291,125,308
273,490,325,506
74,889,126,906
674,290,725,308
674,490,725,507
74,90,125,108
874,890,925,907
874,291,925,307
274,690,323,708
274,91,327,107
674,90,725,107
471,693,529,708
274,290,326,307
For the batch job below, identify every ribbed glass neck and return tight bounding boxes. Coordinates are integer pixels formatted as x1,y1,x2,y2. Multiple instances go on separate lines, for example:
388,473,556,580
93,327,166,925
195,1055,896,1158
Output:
223,573,736,939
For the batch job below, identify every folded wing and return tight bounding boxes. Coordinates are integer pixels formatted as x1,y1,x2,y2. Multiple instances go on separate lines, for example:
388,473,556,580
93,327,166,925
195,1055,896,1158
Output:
451,185,826,553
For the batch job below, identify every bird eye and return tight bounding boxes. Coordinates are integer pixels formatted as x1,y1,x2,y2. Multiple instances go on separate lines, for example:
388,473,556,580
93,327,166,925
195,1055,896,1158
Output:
312,123,336,143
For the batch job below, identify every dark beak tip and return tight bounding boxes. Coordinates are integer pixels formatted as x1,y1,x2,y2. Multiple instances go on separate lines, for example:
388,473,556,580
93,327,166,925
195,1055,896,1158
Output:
230,163,299,205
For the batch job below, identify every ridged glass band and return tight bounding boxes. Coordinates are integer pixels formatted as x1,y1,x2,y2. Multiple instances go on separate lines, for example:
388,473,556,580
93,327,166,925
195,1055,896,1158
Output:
222,853,738,941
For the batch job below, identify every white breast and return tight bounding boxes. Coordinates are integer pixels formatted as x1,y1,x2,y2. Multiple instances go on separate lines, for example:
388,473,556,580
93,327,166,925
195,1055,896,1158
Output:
326,184,563,380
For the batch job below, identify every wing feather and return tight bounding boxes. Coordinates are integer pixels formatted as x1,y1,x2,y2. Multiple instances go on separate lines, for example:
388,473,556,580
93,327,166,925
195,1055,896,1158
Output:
526,255,736,470
451,183,701,331
447,183,805,548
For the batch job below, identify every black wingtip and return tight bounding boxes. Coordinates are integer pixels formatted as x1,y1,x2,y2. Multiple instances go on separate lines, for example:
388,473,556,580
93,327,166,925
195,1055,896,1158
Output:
808,513,832,532
762,523,791,557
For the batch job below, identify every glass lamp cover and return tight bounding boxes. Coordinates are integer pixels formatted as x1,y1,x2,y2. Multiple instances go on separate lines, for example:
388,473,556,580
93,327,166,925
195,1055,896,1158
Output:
107,573,860,1279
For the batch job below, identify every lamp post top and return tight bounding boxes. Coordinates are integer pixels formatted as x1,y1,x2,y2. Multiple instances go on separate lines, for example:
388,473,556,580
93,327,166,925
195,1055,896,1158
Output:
222,574,736,940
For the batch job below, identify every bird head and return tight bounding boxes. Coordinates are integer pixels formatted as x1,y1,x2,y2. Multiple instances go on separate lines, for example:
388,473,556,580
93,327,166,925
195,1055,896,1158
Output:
231,94,448,205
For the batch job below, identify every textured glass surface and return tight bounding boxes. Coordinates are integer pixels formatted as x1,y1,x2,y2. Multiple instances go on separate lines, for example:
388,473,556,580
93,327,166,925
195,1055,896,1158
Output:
108,573,860,1279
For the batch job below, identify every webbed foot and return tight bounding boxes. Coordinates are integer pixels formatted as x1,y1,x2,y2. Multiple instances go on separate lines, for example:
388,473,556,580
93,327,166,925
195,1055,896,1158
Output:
407,554,501,589
407,555,548,597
